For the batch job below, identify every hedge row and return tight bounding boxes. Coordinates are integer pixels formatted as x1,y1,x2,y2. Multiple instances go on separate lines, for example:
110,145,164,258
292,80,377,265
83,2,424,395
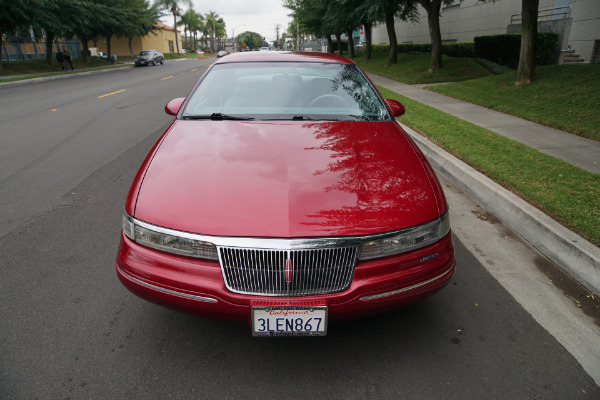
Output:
474,32,558,68
370,42,475,58
367,32,559,68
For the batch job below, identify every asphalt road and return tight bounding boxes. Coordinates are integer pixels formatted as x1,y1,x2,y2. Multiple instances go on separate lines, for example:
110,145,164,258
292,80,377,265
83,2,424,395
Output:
1,58,598,399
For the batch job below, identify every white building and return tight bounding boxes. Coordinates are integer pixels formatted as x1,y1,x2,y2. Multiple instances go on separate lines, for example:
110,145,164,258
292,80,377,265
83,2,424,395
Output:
371,0,600,63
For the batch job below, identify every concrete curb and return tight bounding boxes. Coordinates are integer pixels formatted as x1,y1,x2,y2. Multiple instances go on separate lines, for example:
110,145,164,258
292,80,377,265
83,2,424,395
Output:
401,123,600,295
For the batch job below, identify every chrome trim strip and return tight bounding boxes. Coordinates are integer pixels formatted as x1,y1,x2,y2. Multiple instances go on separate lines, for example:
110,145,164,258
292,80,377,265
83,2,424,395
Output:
128,212,449,252
358,265,454,301
118,266,218,303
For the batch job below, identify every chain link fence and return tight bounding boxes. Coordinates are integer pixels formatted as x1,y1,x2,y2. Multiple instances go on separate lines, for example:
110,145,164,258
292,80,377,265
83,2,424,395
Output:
1,37,82,62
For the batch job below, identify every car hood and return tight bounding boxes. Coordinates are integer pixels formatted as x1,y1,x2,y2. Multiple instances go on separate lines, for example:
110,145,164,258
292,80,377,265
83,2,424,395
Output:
133,120,441,237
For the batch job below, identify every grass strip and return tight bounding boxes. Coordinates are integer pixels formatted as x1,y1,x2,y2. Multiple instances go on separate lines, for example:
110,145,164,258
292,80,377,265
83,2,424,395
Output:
378,86,600,246
0,64,129,83
353,52,491,84
427,64,600,141
0,58,126,76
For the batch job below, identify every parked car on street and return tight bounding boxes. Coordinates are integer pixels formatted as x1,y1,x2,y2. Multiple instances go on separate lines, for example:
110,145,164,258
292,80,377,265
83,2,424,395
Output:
116,52,455,336
134,49,164,66
217,50,227,57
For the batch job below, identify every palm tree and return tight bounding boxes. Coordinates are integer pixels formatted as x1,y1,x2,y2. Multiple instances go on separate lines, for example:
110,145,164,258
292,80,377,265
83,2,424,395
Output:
154,0,192,54
205,11,222,52
190,11,204,53
178,9,195,51
215,17,226,50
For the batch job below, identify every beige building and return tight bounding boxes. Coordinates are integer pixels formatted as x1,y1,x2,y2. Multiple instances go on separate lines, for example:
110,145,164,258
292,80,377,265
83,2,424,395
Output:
89,22,182,57
372,0,600,64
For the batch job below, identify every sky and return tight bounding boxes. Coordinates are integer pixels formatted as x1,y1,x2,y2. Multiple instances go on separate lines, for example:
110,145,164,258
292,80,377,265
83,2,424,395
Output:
161,0,293,42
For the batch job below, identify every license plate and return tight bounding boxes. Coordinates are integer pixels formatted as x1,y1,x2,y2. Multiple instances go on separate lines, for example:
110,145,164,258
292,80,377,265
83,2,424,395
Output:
252,306,328,337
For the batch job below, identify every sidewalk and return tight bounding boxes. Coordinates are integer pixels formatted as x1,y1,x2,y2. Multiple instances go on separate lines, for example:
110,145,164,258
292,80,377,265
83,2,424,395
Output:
368,73,600,295
368,74,600,174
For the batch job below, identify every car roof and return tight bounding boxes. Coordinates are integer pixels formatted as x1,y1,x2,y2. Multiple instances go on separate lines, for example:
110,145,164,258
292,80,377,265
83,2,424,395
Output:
213,51,356,65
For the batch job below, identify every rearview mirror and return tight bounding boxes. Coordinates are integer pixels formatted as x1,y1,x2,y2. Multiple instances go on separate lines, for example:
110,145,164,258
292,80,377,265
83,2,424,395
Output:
385,99,405,117
165,97,186,116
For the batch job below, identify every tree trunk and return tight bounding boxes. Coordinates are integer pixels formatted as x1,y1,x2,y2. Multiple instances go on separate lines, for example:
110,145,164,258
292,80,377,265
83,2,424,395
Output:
336,32,343,56
45,31,55,65
185,26,188,51
347,28,355,58
516,0,539,86
128,37,133,56
106,35,112,59
326,35,334,53
364,22,372,61
0,34,4,72
385,11,398,65
78,34,89,63
419,0,443,71
173,14,180,54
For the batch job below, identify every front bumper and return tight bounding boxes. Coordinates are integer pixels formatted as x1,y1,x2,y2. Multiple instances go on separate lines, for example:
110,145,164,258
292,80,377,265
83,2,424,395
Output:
116,232,455,322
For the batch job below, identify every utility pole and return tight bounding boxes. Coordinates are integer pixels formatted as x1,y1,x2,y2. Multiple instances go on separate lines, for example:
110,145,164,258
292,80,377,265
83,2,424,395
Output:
275,24,281,50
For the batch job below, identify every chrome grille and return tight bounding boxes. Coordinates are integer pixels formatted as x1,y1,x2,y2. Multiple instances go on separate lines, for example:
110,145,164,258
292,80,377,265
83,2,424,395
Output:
219,246,359,296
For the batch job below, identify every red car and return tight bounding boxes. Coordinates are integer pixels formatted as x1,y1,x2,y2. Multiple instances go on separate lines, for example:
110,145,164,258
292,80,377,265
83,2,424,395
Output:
116,52,455,336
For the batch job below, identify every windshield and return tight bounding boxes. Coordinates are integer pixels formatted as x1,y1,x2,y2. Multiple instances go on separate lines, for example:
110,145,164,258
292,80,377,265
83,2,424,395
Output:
182,62,391,121
140,51,152,56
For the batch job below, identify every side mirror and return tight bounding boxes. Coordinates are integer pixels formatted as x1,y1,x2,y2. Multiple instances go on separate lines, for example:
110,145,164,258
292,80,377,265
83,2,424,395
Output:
385,99,405,117
165,97,186,116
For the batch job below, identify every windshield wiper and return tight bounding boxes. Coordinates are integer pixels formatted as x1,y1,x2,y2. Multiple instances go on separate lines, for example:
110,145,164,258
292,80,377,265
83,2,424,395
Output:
268,116,342,121
182,113,254,121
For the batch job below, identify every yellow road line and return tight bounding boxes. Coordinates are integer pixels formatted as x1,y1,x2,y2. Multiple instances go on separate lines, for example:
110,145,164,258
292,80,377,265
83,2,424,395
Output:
161,76,174,80
98,89,125,98
191,69,198,71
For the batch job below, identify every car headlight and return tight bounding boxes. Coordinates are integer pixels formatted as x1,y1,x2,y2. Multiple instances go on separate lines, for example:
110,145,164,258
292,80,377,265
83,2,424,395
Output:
359,213,450,260
122,212,218,260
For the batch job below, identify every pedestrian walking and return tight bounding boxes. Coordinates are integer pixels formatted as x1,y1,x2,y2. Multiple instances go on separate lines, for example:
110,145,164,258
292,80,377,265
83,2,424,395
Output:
63,46,74,71
55,49,65,71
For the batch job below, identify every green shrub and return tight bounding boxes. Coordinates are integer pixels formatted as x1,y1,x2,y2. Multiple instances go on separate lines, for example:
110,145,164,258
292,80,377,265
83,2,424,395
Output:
367,42,474,58
330,41,349,52
443,42,475,58
536,32,559,65
398,43,430,53
475,34,522,68
474,32,559,68
371,44,390,54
